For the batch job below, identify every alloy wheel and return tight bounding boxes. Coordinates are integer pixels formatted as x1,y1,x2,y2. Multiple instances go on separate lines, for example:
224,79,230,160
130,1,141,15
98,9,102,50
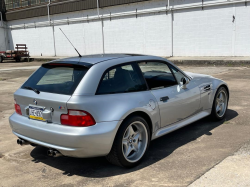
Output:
216,90,228,117
122,121,148,163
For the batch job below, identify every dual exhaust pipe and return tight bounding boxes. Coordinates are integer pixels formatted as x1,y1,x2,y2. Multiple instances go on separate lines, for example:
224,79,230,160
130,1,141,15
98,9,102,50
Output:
47,149,62,157
17,138,62,157
17,138,30,146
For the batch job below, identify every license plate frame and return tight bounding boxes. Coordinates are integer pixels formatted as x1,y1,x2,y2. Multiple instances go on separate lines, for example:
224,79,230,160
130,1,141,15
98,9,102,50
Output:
29,105,46,121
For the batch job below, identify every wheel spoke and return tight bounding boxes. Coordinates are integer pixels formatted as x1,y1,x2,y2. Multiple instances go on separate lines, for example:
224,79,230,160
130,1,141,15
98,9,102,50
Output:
219,93,223,101
216,105,221,112
216,98,220,104
221,103,225,111
122,140,128,155
133,141,139,152
128,125,136,137
122,139,128,145
125,145,133,157
124,126,132,139
133,131,140,140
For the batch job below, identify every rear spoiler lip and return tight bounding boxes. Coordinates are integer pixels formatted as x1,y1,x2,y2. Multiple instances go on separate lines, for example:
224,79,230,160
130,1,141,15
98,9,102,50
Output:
43,61,93,68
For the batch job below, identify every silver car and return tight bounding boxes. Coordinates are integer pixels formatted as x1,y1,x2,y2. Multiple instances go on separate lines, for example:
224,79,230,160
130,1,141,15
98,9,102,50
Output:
9,54,229,168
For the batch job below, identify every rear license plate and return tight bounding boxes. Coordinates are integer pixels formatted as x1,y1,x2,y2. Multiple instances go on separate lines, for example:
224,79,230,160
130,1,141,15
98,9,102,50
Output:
29,106,45,121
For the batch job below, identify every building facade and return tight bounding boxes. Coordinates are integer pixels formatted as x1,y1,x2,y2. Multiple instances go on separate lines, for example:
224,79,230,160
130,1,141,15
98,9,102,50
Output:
2,0,250,57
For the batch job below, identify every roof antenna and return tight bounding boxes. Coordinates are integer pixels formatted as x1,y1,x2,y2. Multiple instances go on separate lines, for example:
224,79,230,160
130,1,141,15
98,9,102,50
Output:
59,28,82,57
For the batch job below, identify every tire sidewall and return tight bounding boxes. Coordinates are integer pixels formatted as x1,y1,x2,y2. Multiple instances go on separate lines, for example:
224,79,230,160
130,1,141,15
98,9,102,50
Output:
212,87,228,120
116,116,150,168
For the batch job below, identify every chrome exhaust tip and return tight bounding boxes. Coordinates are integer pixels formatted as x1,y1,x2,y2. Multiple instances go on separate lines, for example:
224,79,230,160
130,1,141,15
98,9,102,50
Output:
47,149,54,157
52,150,62,157
17,138,29,146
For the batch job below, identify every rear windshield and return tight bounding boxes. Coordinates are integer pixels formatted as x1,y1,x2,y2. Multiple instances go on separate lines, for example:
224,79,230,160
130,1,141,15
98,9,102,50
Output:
21,64,88,95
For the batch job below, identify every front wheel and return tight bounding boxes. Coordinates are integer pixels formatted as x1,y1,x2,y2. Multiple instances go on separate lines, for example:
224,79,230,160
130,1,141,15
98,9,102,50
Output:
210,87,228,120
106,116,150,168
0,56,3,63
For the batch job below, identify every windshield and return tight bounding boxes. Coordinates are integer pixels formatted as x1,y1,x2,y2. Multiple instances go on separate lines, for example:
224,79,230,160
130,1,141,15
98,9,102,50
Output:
21,64,89,95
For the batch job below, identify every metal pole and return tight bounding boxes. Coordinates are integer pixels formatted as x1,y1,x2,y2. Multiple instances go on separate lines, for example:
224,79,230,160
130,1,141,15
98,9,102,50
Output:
101,18,105,54
47,0,51,23
97,0,104,54
171,10,174,57
97,0,100,17
52,23,56,56
168,0,173,57
0,11,3,27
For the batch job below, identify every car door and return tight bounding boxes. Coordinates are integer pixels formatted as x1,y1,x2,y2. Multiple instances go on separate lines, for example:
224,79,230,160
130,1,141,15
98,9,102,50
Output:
138,61,200,127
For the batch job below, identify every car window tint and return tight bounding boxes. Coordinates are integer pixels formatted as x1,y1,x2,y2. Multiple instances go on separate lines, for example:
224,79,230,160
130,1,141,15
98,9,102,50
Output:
97,64,147,95
169,65,187,85
37,67,74,85
22,65,88,95
138,61,177,90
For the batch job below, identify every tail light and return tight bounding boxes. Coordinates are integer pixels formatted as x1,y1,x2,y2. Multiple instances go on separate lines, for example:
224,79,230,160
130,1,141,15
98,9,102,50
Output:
14,100,22,115
61,110,96,127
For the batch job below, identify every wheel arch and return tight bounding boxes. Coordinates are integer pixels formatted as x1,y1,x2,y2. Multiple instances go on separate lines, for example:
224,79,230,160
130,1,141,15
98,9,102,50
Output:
220,84,230,100
122,111,153,138
215,83,230,101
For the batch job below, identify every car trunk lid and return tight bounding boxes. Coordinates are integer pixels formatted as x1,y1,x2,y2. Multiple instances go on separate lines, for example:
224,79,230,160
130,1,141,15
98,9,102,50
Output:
14,89,70,124
14,63,89,124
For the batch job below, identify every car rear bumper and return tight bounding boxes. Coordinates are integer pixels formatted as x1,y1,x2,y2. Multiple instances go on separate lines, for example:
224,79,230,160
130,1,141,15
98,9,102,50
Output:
9,113,121,158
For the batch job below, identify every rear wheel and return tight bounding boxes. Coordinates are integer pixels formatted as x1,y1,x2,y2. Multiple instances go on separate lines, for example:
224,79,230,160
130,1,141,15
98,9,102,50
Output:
0,56,3,63
106,116,150,168
15,57,21,62
210,87,228,120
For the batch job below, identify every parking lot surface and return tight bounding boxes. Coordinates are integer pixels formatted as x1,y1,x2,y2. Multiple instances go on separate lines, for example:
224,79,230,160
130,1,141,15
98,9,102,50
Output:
0,61,249,187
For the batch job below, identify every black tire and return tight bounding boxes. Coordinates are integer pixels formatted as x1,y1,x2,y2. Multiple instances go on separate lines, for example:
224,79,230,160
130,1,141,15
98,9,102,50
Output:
0,56,3,63
210,86,228,121
106,115,150,168
15,57,21,62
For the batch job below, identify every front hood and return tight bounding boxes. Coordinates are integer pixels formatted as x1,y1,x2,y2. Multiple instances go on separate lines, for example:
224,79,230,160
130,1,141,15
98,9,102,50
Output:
184,71,213,79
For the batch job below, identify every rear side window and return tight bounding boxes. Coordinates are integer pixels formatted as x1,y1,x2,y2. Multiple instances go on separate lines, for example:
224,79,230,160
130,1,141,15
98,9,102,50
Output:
138,61,177,90
22,65,88,95
96,63,147,95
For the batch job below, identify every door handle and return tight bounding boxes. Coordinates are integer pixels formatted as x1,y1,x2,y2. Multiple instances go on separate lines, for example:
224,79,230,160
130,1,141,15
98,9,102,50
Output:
160,96,169,102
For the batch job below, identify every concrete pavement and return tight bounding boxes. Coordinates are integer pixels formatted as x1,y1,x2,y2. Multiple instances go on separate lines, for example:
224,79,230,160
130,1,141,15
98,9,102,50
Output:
190,141,250,187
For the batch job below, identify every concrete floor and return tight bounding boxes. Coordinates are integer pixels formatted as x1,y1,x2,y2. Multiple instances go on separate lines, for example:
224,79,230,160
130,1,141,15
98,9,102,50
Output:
0,61,249,187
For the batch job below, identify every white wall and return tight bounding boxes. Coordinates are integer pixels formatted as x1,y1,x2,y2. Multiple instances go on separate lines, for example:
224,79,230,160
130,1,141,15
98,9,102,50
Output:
6,0,250,57
103,13,171,56
9,27,55,56
234,2,250,56
54,21,103,56
173,5,234,56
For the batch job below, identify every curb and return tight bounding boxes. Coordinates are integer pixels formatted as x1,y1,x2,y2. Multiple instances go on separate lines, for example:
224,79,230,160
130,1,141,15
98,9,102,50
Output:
166,59,250,66
30,58,60,62
28,57,250,66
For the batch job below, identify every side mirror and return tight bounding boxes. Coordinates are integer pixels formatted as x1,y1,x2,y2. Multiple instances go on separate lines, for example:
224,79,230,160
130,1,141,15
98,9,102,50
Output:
181,77,190,89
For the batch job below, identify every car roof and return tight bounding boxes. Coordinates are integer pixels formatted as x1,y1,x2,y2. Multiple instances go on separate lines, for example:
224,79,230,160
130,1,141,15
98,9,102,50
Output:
43,53,192,84
45,54,146,67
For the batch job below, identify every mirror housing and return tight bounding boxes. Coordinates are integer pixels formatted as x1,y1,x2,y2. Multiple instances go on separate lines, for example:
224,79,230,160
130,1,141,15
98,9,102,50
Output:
181,77,190,89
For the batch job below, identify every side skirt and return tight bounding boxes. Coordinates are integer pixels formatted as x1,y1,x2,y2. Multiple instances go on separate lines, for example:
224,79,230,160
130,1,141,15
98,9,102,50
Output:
152,109,211,140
